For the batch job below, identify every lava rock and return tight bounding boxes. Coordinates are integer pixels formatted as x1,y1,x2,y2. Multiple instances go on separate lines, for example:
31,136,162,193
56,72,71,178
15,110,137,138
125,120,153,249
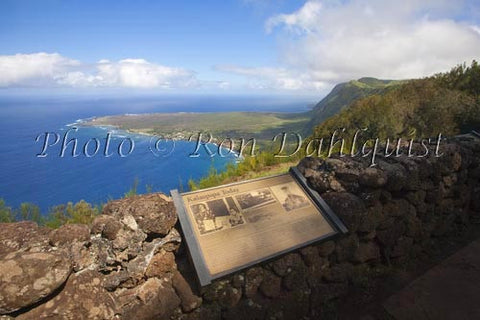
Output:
317,241,336,257
259,270,281,298
352,242,381,263
145,250,176,278
359,167,388,188
0,221,50,255
377,160,407,191
116,277,180,320
16,270,114,320
172,271,202,313
0,252,72,314
322,192,366,232
103,193,177,236
91,215,123,240
271,253,302,277
49,223,90,246
244,267,264,298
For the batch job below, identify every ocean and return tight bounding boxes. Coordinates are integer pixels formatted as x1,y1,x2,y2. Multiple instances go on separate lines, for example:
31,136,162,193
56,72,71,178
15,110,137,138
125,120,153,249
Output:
0,94,313,213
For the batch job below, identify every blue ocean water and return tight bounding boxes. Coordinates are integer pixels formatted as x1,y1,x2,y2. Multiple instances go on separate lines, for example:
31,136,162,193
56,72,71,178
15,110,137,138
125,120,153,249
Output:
0,94,313,213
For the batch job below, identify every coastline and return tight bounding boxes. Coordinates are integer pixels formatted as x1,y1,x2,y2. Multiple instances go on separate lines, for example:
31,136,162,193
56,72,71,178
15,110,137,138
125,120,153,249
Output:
79,111,310,146
77,116,243,160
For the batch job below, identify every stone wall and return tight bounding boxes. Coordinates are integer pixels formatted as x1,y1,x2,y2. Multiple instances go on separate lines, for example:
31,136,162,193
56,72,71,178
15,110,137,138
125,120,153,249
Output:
1,135,479,319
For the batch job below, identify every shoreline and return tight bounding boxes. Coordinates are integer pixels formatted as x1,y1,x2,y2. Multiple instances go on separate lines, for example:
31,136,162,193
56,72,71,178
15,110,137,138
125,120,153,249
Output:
78,111,309,145
74,117,243,160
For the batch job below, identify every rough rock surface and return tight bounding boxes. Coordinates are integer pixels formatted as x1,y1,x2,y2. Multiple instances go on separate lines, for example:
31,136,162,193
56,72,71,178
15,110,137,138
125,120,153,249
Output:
0,252,71,314
49,223,90,246
16,270,116,320
0,221,50,255
172,271,203,312
102,193,177,236
0,137,479,319
115,277,180,320
0,193,184,319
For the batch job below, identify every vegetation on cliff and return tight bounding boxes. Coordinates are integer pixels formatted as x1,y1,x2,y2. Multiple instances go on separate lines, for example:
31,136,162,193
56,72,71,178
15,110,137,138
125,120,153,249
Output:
191,61,480,188
0,179,144,226
304,77,403,134
188,151,302,190
0,198,101,227
312,61,480,143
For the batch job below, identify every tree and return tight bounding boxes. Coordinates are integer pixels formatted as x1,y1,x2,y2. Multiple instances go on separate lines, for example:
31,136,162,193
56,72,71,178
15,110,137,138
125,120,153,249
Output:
44,200,100,228
0,199,14,223
16,203,43,224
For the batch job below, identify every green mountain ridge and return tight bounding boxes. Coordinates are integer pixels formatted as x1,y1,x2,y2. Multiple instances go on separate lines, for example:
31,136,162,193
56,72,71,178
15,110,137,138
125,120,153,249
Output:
311,61,480,142
305,77,404,133
190,61,480,190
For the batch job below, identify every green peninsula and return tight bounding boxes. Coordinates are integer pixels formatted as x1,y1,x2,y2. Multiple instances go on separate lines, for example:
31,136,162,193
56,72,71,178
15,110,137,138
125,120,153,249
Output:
84,112,309,143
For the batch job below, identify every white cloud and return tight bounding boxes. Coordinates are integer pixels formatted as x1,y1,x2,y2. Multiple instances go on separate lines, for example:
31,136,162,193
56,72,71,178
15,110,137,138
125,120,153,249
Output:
471,25,480,35
60,58,198,89
0,53,198,89
227,0,480,92
215,65,329,91
276,0,480,80
216,81,231,89
265,1,322,34
0,53,79,87
2,2,479,93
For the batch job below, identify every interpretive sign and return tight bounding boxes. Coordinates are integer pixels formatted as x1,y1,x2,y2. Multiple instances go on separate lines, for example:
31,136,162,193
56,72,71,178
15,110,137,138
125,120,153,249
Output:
171,166,348,286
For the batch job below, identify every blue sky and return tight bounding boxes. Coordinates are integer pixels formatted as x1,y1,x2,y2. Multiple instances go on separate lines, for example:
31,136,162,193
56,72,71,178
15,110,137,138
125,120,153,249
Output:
1,0,480,95
0,1,294,72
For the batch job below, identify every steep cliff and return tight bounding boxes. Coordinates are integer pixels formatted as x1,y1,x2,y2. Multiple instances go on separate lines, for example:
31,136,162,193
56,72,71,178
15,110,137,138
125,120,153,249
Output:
1,134,479,320
305,77,401,133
